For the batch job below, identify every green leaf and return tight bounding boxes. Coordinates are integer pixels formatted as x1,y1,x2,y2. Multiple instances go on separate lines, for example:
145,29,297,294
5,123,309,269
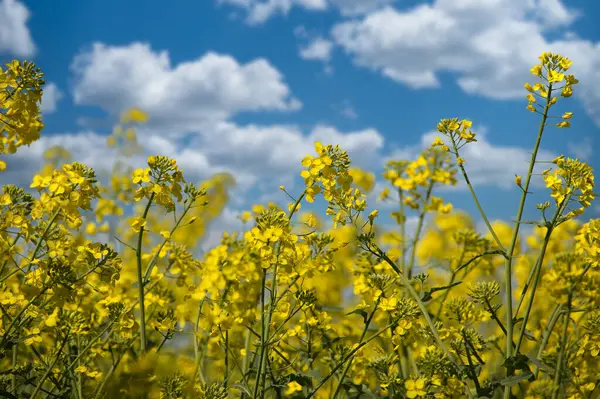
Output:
529,357,554,374
499,371,534,387
230,383,252,396
421,281,462,302
347,309,369,324
523,329,538,341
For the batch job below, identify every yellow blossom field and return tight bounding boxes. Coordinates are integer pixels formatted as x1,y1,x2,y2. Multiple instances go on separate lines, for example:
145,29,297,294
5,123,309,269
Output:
1,52,599,399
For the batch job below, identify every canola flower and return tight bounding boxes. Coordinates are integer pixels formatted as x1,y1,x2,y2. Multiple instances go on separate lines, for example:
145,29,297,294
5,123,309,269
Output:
0,53,599,399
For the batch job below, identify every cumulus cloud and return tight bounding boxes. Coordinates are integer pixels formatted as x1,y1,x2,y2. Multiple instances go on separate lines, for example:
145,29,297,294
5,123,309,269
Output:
295,26,334,73
329,0,396,16
70,42,301,133
40,82,64,114
0,121,385,202
189,121,385,190
330,0,600,126
219,0,327,25
219,0,394,23
299,37,334,62
0,131,221,193
0,0,35,57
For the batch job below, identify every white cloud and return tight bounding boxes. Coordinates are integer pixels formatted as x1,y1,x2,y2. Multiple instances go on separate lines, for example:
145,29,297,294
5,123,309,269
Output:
567,136,593,161
189,121,385,190
40,83,64,114
70,42,301,133
0,132,221,193
219,0,394,23
219,0,327,25
295,27,334,74
1,120,385,204
299,37,334,62
330,1,600,126
329,0,395,16
0,0,35,57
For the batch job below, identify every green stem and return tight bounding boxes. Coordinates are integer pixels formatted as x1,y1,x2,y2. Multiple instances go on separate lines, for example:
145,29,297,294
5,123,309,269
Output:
435,245,467,320
253,270,268,399
332,298,380,398
67,322,114,371
534,304,562,378
514,229,551,353
407,182,433,279
371,245,458,366
503,83,553,399
1,285,49,342
30,330,70,399
398,189,407,276
455,161,506,254
305,318,400,399
551,263,593,398
136,192,155,354
551,298,572,399
252,191,305,398
10,343,17,394
142,198,193,283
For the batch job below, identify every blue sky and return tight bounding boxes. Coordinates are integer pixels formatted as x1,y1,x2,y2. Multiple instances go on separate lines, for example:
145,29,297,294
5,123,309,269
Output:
0,0,599,242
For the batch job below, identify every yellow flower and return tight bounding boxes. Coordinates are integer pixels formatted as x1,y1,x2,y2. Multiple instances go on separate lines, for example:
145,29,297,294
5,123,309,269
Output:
368,209,379,223
130,216,147,232
44,308,60,327
23,328,42,345
530,64,542,77
395,319,412,336
284,381,303,396
132,168,151,184
405,378,427,398
547,69,565,83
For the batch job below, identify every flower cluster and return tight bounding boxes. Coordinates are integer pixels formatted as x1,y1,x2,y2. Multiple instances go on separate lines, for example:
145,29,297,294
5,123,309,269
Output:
0,52,599,399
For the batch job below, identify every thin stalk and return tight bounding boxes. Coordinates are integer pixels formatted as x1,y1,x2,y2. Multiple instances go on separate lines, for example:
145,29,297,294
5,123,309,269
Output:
462,331,482,395
11,343,17,394
551,300,571,399
452,158,506,254
514,229,551,353
369,245,458,366
305,318,400,399
1,285,49,342
142,198,194,283
514,199,566,347
30,330,70,399
135,192,155,354
503,82,553,399
534,304,562,378
434,245,467,320
252,270,268,399
407,182,433,279
551,263,593,398
398,189,407,276
1,208,61,284
252,191,305,398
67,322,114,371
0,233,21,279
332,298,380,398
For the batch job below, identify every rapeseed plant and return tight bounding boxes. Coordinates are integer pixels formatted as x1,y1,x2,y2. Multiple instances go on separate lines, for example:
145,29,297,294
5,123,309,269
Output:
0,52,598,399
